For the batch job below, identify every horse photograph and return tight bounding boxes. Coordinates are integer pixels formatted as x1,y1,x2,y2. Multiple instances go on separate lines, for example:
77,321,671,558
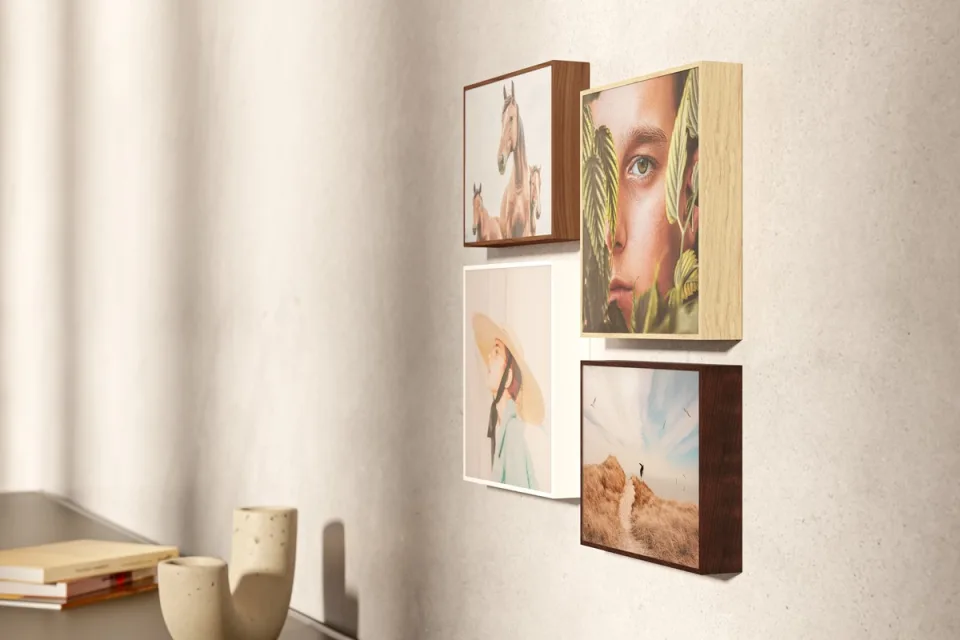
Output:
471,182,504,241
464,65,552,244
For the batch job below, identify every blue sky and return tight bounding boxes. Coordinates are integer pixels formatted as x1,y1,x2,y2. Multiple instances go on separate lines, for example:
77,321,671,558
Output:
640,369,700,471
582,366,699,503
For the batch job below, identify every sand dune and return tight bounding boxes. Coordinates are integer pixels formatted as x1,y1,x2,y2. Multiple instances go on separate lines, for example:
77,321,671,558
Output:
583,456,699,568
581,456,625,548
629,476,699,567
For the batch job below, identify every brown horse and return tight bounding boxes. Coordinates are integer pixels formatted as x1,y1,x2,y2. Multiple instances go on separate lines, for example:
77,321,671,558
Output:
472,183,504,241
497,81,531,239
529,165,542,235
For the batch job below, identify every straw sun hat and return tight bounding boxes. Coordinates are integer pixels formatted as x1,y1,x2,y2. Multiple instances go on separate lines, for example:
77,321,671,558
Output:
471,312,544,426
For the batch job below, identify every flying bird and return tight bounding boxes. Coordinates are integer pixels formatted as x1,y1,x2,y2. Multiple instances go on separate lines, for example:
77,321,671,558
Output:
590,397,597,408
683,407,691,417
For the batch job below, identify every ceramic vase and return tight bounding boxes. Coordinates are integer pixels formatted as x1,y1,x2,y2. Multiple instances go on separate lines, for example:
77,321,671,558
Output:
158,507,298,640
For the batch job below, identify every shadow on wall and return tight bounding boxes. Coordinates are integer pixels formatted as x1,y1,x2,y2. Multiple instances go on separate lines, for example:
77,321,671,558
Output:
169,0,205,554
57,0,77,500
486,240,580,260
604,339,739,353
323,521,359,639
0,1,6,488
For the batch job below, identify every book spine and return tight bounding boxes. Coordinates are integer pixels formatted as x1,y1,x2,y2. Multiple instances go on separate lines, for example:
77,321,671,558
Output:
45,549,178,584
65,567,156,598
0,568,155,598
60,579,158,610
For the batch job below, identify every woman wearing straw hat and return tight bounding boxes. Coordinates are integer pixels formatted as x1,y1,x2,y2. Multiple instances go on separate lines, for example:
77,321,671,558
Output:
471,312,545,490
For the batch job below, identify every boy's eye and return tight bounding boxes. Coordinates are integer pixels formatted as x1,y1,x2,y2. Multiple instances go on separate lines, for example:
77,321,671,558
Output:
628,156,654,177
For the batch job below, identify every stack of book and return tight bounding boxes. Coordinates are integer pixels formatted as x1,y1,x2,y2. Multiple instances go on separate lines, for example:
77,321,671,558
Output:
0,539,179,610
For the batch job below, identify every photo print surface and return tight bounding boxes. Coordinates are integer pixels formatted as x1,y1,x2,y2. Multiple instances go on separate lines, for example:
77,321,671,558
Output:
581,67,700,335
464,265,551,494
581,363,699,568
465,66,552,243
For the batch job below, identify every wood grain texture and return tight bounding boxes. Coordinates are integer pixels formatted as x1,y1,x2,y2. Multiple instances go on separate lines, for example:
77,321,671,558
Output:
699,62,743,340
697,364,743,574
579,61,743,341
551,61,590,243
579,361,743,575
463,60,589,248
582,62,700,96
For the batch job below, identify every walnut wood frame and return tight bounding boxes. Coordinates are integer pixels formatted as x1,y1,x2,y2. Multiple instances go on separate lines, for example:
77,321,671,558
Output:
463,60,590,248
579,61,743,340
579,360,742,575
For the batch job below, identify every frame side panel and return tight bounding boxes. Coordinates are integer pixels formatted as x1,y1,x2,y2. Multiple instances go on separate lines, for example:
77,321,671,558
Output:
699,62,743,340
552,61,589,242
698,364,743,574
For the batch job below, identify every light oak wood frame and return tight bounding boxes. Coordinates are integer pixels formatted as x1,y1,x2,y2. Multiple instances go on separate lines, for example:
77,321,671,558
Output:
579,62,742,341
463,60,590,248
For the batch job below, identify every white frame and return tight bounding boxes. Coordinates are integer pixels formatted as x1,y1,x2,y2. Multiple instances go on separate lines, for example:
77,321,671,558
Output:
462,259,586,499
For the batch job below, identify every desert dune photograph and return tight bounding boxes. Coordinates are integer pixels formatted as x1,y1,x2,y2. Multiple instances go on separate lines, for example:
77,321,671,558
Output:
581,363,700,568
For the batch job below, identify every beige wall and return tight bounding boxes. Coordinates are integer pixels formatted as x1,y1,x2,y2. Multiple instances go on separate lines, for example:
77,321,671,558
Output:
1,0,959,638
0,1,66,492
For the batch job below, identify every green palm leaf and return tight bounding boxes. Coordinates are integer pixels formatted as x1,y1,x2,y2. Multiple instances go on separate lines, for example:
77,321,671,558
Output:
642,262,661,333
685,161,699,228
664,69,699,226
673,249,699,303
631,263,663,334
630,289,643,333
581,101,616,332
582,235,605,332
595,125,619,242
582,155,607,263
685,68,699,139
581,103,596,166
667,286,680,308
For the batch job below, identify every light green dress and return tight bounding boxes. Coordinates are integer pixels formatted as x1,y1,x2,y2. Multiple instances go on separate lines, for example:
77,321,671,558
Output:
491,399,539,490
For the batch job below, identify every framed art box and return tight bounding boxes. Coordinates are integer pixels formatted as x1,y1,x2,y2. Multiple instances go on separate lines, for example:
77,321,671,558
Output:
580,360,742,574
580,62,742,340
464,60,589,247
463,260,585,498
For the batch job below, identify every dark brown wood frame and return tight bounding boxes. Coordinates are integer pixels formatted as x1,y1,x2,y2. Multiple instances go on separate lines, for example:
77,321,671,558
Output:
463,60,589,248
579,360,742,575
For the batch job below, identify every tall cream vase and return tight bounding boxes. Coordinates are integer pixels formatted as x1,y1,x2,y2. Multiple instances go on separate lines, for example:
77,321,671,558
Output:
158,507,298,640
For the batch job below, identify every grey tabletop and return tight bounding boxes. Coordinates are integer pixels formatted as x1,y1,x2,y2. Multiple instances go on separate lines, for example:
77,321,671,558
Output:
0,492,340,640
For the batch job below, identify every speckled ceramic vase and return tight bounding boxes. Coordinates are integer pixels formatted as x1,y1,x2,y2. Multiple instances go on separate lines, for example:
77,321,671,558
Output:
158,507,298,640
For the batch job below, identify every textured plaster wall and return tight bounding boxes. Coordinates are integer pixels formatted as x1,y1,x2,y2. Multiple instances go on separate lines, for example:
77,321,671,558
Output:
0,1,65,491
422,0,960,638
1,0,959,638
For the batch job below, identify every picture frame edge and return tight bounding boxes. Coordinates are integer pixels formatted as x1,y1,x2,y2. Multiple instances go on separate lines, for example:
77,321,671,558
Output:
697,363,743,575
580,61,703,98
579,360,742,574
697,60,744,341
579,60,745,341
463,261,575,500
464,60,589,248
